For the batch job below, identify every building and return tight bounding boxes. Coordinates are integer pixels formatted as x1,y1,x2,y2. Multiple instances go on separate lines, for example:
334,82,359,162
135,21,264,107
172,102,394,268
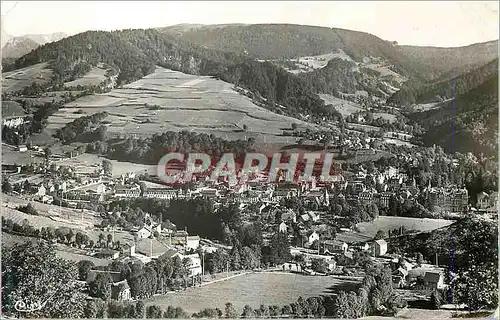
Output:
423,271,445,290
429,187,468,213
359,190,373,203
37,185,47,197
95,249,120,260
180,253,202,277
114,185,141,198
2,101,29,128
370,239,388,256
278,221,287,233
111,280,131,301
122,244,135,257
166,231,200,251
322,240,348,255
307,231,319,246
86,270,122,283
143,187,179,200
136,238,170,258
137,227,152,239
17,145,28,152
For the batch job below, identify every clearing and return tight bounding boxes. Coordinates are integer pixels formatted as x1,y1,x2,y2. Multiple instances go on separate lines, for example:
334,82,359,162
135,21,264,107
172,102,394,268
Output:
319,94,364,117
372,112,397,123
145,272,360,314
64,63,110,87
2,62,53,94
355,216,456,238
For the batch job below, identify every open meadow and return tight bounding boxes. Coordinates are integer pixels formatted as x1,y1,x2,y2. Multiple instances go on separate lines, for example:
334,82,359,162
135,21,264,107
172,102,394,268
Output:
64,63,110,87
319,94,364,117
43,66,318,145
355,216,456,237
145,272,360,314
2,62,53,94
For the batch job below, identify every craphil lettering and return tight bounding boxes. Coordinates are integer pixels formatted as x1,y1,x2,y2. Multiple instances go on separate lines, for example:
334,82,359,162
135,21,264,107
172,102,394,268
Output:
157,152,343,185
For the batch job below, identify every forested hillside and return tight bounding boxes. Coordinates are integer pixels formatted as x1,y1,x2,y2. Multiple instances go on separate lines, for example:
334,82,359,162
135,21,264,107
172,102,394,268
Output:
159,24,498,82
12,31,156,85
389,59,498,106
411,74,498,158
396,40,498,81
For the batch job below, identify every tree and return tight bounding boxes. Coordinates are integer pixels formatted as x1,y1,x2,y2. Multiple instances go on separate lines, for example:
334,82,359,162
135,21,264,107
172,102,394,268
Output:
77,260,95,281
44,147,52,161
83,300,98,318
2,178,12,193
136,301,146,318
242,124,248,131
241,305,254,318
88,272,113,300
147,305,163,318
107,233,114,246
416,252,424,266
453,262,498,312
2,240,87,318
374,230,385,240
311,258,329,273
224,302,238,318
98,233,105,246
291,123,298,130
102,159,113,176
430,290,442,310
268,231,291,265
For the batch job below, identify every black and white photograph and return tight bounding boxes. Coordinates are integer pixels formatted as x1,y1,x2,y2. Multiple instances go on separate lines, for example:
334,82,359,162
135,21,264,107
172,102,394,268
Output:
0,1,498,319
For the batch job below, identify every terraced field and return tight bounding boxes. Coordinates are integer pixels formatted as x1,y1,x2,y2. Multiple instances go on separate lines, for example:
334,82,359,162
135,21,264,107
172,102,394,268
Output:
44,66,318,144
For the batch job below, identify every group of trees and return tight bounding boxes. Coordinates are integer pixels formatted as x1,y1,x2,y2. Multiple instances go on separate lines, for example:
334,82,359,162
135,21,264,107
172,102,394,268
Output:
16,202,39,215
55,111,109,144
1,216,105,249
86,130,255,166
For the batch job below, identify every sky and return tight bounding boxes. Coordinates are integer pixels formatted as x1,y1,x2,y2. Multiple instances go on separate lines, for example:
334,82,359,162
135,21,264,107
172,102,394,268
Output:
1,1,498,47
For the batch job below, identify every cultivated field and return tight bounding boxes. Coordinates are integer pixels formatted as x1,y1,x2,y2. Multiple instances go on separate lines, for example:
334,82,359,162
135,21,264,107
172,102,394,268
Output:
355,216,456,237
319,94,364,117
44,66,317,145
2,62,53,93
145,272,360,314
